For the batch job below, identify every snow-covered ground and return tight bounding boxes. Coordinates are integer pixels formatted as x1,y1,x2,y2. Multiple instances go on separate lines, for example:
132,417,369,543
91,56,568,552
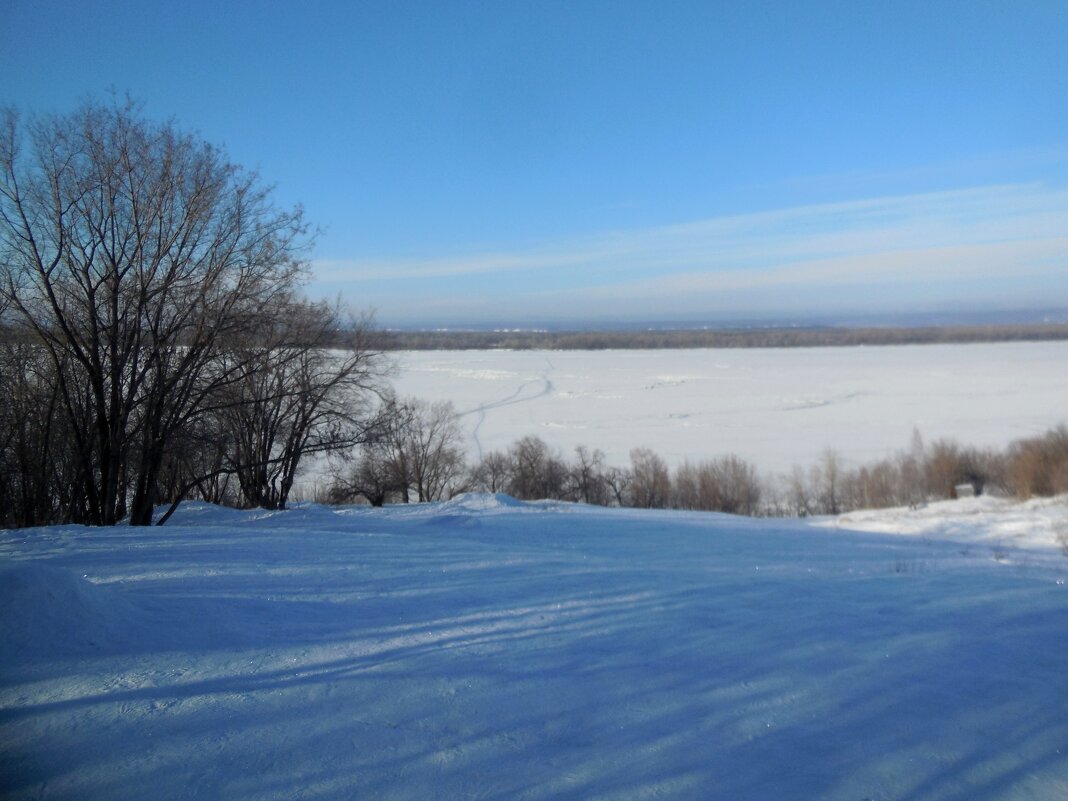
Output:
390,342,1068,471
3,495,1067,800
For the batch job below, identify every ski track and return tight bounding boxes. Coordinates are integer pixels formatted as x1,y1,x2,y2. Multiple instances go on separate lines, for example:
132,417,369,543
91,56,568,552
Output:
458,358,556,461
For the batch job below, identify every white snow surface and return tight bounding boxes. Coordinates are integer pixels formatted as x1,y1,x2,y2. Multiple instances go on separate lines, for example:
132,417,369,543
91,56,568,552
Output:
389,342,1068,471
3,496,1068,800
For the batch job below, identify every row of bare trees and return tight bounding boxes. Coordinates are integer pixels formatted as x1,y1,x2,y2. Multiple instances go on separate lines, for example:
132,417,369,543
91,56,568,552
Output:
329,430,764,515
776,429,1068,516
459,438,764,514
328,423,1068,517
1,100,386,527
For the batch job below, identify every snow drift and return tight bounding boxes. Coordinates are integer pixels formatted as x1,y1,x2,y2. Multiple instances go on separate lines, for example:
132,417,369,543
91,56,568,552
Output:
0,564,152,660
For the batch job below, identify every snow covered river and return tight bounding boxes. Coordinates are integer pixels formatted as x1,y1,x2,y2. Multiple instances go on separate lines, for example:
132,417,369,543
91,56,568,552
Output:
390,341,1068,472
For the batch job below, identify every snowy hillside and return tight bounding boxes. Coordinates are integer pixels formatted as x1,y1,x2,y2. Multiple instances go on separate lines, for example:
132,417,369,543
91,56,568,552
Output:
2,496,1067,800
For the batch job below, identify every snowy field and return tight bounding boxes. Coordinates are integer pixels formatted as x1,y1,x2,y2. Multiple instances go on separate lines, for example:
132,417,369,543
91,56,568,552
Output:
390,342,1068,471
3,495,1068,800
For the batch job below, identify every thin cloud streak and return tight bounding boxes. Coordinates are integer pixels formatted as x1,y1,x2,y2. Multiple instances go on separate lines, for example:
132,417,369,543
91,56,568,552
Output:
317,184,1068,280
313,183,1068,321
563,237,1068,300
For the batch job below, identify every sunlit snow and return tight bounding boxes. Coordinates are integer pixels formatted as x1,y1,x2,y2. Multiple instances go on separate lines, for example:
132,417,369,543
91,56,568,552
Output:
390,342,1068,471
3,495,1067,800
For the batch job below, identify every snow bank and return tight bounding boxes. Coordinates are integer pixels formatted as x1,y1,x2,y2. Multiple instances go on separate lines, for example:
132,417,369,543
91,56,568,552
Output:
0,563,150,660
437,491,546,513
828,494,1068,553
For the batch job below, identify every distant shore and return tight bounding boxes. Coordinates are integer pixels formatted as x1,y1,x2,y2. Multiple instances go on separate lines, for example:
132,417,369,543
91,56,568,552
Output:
374,323,1068,351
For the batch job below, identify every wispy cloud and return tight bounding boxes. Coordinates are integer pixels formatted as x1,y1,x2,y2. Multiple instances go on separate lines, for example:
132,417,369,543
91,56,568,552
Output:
569,237,1068,299
312,183,1068,319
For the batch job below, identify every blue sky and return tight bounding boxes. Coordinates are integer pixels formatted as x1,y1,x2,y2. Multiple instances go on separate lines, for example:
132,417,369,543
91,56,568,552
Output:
3,0,1067,326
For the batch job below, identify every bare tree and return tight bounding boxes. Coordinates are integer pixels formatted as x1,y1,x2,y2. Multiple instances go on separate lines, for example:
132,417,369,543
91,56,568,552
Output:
327,444,404,507
672,456,761,515
1004,425,1068,498
328,396,466,506
0,339,81,526
787,465,815,517
711,455,762,515
1,99,307,524
469,450,512,494
402,399,467,502
628,447,671,509
568,444,609,505
217,300,384,510
507,435,566,500
815,450,843,515
602,465,632,507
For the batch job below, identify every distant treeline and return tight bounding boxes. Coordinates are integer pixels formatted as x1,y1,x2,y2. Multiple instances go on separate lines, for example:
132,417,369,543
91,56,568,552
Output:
324,422,1068,523
11,322,1065,353
372,324,1068,351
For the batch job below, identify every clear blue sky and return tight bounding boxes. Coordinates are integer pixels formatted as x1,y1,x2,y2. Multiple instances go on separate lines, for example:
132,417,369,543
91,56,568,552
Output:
4,0,1067,326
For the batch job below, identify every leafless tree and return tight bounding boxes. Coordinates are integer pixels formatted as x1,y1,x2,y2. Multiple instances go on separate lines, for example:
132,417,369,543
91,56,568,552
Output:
1,99,307,524
568,444,609,505
216,300,385,510
327,444,404,507
786,465,816,517
0,340,81,526
812,450,844,515
672,455,761,515
469,450,512,494
507,435,567,500
602,465,632,507
329,396,466,505
401,398,467,502
628,447,671,509
1004,425,1068,498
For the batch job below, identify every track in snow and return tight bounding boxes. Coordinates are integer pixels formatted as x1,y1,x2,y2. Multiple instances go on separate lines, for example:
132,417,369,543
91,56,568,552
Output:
457,358,556,460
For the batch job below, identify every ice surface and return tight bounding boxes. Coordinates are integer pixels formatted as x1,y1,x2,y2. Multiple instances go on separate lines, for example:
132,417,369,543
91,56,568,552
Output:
3,497,1067,800
389,342,1068,471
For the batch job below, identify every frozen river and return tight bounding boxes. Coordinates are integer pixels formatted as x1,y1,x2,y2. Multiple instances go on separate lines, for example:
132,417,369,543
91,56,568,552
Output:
390,341,1068,474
